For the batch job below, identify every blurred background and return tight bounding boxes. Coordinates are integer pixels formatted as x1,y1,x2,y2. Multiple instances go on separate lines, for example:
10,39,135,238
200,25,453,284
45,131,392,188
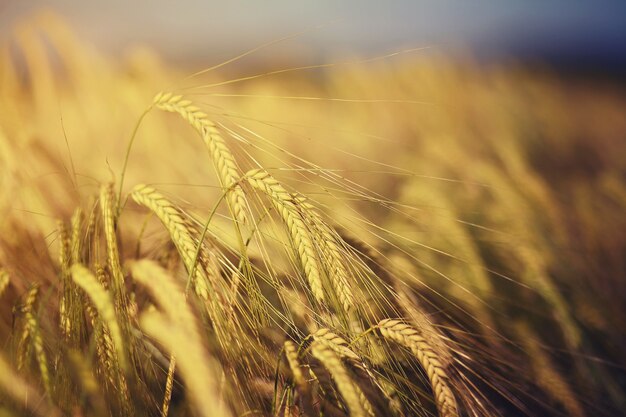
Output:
1,3,626,416
2,0,626,74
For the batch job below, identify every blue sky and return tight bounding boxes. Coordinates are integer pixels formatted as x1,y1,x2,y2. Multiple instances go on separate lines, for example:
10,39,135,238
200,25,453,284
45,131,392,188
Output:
2,1,625,69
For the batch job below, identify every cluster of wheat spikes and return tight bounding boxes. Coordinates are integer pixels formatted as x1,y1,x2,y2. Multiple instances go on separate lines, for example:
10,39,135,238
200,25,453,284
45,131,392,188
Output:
1,90,478,417
2,12,626,417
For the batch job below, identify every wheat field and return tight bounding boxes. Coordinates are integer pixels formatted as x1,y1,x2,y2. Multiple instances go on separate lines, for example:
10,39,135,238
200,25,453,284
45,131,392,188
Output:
0,12,625,417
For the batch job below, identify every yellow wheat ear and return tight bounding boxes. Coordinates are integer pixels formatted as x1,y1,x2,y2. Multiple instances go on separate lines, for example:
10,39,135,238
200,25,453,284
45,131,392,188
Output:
153,92,249,225
376,319,458,417
71,264,127,372
131,259,231,417
310,340,374,417
246,169,325,304
0,269,9,298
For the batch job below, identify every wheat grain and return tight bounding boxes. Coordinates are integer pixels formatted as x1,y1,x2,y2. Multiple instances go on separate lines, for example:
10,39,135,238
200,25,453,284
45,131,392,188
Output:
57,221,72,338
396,287,453,367
153,92,248,225
377,319,458,417
17,284,39,372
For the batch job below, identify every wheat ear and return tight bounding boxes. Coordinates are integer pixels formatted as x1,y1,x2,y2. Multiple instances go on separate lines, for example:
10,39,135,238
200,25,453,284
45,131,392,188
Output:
284,340,306,389
516,322,585,417
15,284,51,397
0,353,60,417
70,207,83,264
99,183,128,314
377,319,458,417
162,355,176,417
313,328,360,361
246,169,324,304
133,261,232,417
71,264,126,371
153,92,248,225
310,341,374,417
0,268,9,298
130,184,216,302
294,195,355,312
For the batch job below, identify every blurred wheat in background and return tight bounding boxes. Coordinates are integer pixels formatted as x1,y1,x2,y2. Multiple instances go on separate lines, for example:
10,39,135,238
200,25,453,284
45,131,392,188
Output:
0,6,625,417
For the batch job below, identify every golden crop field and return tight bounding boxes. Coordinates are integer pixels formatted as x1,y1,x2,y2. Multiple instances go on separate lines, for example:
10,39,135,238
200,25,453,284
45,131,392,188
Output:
1,11,625,417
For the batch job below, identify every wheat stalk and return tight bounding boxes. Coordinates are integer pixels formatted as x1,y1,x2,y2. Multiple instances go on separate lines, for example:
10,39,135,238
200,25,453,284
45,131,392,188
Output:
153,92,248,225
376,319,458,417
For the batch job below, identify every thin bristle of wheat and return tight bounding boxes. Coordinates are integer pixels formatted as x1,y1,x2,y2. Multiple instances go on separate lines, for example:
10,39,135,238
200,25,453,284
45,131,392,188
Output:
310,341,374,417
153,92,248,225
71,264,126,371
246,169,324,304
377,319,458,417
